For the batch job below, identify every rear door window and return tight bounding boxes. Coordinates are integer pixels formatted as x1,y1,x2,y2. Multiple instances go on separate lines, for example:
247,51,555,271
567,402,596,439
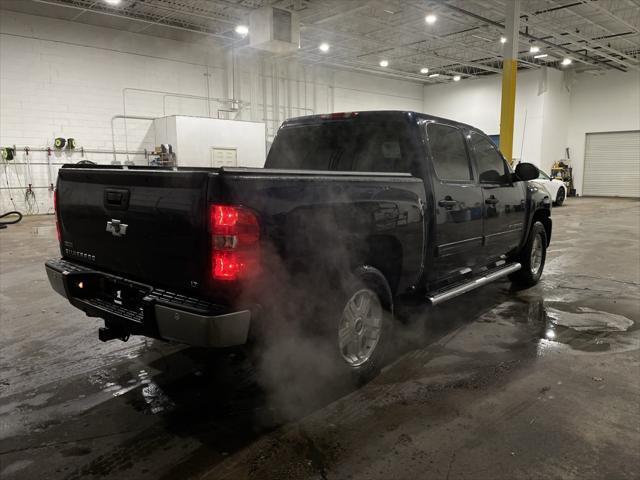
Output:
426,123,473,182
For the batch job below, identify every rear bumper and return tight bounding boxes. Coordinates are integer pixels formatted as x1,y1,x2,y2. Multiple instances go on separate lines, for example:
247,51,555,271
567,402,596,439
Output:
45,259,250,348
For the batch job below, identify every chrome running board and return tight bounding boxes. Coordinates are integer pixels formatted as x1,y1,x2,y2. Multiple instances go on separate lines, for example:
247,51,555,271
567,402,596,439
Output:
427,262,521,306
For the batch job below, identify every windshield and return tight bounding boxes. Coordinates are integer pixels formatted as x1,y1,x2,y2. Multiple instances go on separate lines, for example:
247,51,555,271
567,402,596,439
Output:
538,170,551,180
265,120,414,173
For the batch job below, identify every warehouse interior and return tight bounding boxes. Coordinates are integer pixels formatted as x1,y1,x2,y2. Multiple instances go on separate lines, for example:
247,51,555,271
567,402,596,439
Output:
0,1,639,479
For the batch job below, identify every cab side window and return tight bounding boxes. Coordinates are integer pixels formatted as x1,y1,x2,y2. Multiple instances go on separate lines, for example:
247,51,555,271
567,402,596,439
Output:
471,132,510,184
426,123,473,182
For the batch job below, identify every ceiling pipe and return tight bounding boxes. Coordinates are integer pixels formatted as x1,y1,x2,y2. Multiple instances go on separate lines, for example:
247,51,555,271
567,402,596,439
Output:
437,1,628,72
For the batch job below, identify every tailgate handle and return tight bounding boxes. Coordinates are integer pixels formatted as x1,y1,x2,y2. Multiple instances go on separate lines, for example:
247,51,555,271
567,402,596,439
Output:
104,189,130,210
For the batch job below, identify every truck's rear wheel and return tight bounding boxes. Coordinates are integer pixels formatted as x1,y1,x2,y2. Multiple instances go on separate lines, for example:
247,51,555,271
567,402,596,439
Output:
510,221,547,287
335,268,393,383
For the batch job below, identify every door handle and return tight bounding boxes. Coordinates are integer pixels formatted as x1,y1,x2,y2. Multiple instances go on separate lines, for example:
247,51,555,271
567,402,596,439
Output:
438,197,458,208
485,196,499,205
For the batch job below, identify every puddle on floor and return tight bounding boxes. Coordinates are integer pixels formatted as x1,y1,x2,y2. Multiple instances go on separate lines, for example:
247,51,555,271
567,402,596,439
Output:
522,299,636,353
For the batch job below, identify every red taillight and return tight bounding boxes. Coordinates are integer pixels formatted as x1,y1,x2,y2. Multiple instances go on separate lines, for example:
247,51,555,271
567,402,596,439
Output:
53,189,61,242
210,205,260,281
213,251,242,280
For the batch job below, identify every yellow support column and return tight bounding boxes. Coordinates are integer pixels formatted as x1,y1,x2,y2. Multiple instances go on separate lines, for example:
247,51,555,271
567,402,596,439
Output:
499,0,520,165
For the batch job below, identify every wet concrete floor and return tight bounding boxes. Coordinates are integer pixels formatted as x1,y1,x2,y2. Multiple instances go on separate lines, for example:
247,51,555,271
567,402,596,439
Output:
1,197,639,479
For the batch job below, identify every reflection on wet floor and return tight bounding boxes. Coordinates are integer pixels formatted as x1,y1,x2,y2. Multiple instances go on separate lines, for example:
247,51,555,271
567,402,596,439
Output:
508,296,636,353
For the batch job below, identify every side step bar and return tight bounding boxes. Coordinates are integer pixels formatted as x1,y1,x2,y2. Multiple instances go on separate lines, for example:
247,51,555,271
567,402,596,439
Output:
427,262,521,306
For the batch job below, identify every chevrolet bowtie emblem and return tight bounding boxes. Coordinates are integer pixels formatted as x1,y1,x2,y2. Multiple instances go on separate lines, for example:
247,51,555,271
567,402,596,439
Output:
106,219,128,237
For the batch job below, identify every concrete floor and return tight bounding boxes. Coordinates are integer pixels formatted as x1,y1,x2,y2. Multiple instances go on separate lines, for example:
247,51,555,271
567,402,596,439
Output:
1,197,639,480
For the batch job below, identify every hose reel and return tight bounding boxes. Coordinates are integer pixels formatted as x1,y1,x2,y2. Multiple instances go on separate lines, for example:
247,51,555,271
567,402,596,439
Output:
1,147,15,161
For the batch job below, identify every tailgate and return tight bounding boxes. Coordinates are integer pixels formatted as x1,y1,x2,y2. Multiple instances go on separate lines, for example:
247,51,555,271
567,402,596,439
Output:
57,167,211,293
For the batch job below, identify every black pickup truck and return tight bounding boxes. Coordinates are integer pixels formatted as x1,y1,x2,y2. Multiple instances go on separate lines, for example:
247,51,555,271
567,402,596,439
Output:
46,111,551,380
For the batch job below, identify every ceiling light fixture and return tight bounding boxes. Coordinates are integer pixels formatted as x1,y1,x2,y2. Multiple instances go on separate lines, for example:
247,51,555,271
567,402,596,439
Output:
425,14,437,24
104,0,122,4
319,42,330,53
428,73,440,78
420,67,429,74
453,75,461,81
235,25,249,36
561,58,572,66
379,60,389,67
500,36,507,44
534,54,548,59
530,45,540,53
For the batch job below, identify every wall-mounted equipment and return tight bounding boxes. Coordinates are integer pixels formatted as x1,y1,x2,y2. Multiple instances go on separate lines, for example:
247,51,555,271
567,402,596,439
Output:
54,137,66,149
1,147,15,161
249,6,300,53
149,144,175,167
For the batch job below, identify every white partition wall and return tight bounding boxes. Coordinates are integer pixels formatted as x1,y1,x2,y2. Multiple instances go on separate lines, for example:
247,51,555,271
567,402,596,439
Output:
153,116,267,168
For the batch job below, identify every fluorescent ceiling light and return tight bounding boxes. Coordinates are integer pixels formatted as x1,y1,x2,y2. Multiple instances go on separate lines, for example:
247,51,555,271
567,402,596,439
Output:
379,60,389,67
500,36,507,44
530,45,541,53
319,42,330,53
425,14,437,24
420,67,429,74
104,0,121,4
534,54,548,59
453,75,461,82
561,58,572,66
428,73,440,78
235,25,249,36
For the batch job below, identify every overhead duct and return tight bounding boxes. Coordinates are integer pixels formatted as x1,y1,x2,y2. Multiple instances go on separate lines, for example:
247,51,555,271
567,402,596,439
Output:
249,7,300,53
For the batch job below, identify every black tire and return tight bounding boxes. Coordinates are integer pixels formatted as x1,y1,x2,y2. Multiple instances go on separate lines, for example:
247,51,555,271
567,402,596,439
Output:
331,267,394,384
555,187,565,206
509,221,547,288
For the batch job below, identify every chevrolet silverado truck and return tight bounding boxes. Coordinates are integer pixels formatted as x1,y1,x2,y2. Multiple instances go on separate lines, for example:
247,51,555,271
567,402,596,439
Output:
46,111,551,380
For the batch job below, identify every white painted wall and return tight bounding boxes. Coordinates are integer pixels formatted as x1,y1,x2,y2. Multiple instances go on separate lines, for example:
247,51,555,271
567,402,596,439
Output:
0,10,425,213
567,70,640,194
540,68,571,173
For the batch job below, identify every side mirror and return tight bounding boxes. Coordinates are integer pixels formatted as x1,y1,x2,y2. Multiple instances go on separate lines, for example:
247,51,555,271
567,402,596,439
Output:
514,162,539,181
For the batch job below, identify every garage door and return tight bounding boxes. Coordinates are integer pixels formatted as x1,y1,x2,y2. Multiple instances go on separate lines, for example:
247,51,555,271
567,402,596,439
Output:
583,131,640,197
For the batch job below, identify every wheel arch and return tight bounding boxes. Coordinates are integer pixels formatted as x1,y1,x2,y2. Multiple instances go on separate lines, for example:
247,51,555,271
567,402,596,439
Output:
531,209,552,246
352,265,394,314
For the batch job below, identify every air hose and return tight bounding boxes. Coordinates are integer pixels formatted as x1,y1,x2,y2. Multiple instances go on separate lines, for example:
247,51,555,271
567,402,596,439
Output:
0,211,23,229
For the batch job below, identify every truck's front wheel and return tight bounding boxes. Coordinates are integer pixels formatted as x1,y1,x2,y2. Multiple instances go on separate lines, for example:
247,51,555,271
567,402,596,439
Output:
510,221,547,287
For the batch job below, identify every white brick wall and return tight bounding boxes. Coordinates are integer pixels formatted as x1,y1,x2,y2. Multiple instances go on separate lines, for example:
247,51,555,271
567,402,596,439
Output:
0,10,425,214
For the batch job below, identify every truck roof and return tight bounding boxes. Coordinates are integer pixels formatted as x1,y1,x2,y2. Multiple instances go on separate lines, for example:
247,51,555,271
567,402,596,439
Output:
281,110,477,132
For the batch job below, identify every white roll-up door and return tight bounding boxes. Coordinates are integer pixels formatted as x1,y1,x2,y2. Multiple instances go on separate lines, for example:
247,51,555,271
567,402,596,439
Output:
583,131,640,197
